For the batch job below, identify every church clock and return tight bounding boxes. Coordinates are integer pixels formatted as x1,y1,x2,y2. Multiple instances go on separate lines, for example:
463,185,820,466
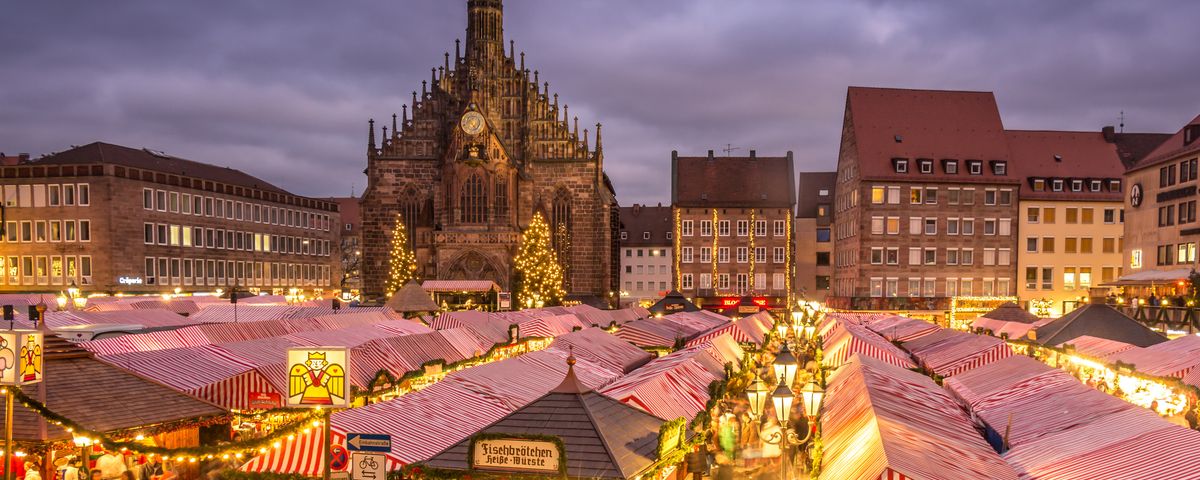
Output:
460,111,485,135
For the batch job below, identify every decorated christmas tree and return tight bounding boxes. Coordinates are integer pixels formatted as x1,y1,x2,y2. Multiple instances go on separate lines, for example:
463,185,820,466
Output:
385,214,418,296
513,212,565,308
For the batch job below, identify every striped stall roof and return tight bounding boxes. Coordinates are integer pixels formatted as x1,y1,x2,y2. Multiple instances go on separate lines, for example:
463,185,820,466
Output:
450,348,622,410
903,329,1014,377
435,327,494,359
550,327,651,374
693,334,745,367
1062,335,1139,359
598,345,725,420
419,280,499,292
823,319,915,370
130,299,200,315
101,345,283,410
866,316,940,342
819,354,1018,480
189,305,299,323
1107,335,1200,378
615,311,730,348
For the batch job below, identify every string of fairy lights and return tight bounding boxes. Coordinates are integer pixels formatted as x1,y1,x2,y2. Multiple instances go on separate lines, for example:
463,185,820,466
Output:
513,212,565,307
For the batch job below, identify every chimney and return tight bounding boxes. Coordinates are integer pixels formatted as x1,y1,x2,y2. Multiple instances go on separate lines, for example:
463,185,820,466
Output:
1102,126,1116,143
707,150,714,160
1185,124,1200,147
633,203,641,215
749,150,756,159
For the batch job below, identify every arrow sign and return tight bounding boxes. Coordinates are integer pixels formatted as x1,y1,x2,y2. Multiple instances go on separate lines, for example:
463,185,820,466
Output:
346,433,391,452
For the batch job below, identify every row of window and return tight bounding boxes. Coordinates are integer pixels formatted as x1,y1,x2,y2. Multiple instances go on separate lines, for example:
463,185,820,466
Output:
142,188,332,232
623,281,669,294
141,223,330,256
1024,266,1121,291
1160,158,1200,188
0,255,92,286
1030,178,1122,193
2,183,91,208
871,186,1014,206
623,248,668,257
623,265,670,276
620,231,673,241
680,219,788,237
869,247,1012,266
870,216,1012,236
869,277,1013,298
679,272,788,293
893,158,1003,176
1025,236,1122,254
679,246,787,264
1158,201,1197,227
2,220,92,243
1026,206,1122,224
144,257,332,287
1156,243,1198,267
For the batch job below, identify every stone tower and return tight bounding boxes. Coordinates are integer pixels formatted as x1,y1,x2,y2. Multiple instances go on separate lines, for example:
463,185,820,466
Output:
360,0,618,304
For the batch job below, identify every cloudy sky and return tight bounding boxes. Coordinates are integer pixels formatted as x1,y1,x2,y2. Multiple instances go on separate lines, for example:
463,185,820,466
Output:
3,1,1198,205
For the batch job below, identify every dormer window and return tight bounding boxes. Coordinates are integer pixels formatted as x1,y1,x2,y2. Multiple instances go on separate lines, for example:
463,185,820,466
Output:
666,232,673,240
894,158,909,173
620,231,628,240
1109,179,1121,191
967,161,983,175
944,160,959,174
1071,180,1083,192
642,231,650,240
818,189,830,196
1090,180,1102,192
1032,179,1046,191
918,159,934,174
1052,179,1064,191
991,161,1007,175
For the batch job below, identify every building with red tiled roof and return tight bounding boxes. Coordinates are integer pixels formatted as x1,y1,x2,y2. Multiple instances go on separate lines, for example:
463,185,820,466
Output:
618,204,672,307
1007,130,1128,316
670,150,795,314
795,172,836,301
0,142,340,295
830,87,1021,317
1121,114,1200,293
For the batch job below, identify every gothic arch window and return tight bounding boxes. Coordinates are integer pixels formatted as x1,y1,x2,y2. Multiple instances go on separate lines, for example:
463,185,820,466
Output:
551,189,572,289
401,187,421,246
494,176,509,224
461,173,488,224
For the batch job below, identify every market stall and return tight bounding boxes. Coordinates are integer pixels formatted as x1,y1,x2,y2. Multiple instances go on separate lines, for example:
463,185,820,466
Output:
599,339,730,420
863,315,939,342
822,319,915,370
902,329,1014,378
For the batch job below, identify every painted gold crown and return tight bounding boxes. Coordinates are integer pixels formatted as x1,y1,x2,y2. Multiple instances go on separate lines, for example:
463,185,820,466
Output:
307,352,327,361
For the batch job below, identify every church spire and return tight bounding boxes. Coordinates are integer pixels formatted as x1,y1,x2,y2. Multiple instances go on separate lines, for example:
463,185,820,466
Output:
367,119,376,156
466,0,504,64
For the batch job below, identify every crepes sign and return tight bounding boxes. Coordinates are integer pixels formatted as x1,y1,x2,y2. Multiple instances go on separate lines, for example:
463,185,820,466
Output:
470,437,561,474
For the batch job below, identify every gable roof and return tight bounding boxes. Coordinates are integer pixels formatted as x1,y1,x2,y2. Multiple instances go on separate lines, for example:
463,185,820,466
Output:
671,152,795,207
422,371,668,478
1128,114,1200,173
1034,304,1168,347
844,87,1013,182
386,281,440,313
981,302,1041,324
619,204,672,247
34,142,288,193
1005,130,1125,201
647,290,701,315
1110,132,1173,169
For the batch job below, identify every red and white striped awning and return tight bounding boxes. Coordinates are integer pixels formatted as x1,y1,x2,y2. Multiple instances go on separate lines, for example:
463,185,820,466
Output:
419,280,499,292
866,315,939,342
1063,335,1139,360
1108,335,1200,378
903,329,1014,377
819,354,1018,480
822,319,915,370
599,344,725,420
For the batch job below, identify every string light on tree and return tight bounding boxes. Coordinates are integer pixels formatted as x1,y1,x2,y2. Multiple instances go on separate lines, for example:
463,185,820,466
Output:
385,214,418,296
513,212,565,308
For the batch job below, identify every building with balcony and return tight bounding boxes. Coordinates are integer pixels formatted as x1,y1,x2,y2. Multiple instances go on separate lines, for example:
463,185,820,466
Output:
795,172,836,302
618,204,672,307
1121,114,1200,298
0,142,341,295
829,87,1020,320
671,150,795,313
1009,130,1129,317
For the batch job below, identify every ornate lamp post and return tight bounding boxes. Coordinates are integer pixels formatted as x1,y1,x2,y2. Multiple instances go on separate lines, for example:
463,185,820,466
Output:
773,344,799,389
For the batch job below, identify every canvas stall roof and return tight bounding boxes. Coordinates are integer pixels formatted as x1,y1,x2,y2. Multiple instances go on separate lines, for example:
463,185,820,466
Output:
100,344,281,410
865,315,939,342
285,305,393,319
614,311,728,348
943,356,1156,450
1,337,225,443
1003,407,1200,478
435,327,495,359
550,327,651,374
430,311,511,343
690,333,745,367
566,304,643,326
819,354,1018,480
599,345,725,421
515,313,588,338
46,309,192,329
449,348,622,410
903,329,1014,377
822,320,914,370
1107,335,1200,378
981,302,1041,324
419,280,499,292
189,305,300,323
1062,335,1139,359
1106,267,1193,286
386,281,440,312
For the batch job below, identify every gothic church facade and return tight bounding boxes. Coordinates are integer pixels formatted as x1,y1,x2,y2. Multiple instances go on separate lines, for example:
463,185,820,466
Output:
361,0,619,303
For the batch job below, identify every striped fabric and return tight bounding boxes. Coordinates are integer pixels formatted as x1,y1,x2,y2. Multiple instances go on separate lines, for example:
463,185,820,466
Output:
418,280,499,292
102,345,283,410
190,305,299,323
904,329,1014,377
599,342,728,420
1004,413,1200,479
865,316,939,342
550,327,652,374
1063,335,1138,360
819,354,1018,480
1108,335,1200,378
823,319,915,370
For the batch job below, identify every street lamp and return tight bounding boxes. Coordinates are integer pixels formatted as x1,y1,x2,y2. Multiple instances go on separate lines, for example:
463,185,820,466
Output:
773,343,799,389
798,381,825,419
762,379,824,480
746,375,769,419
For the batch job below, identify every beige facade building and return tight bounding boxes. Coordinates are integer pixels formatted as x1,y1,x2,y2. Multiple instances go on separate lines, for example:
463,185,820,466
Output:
618,204,672,307
672,150,795,312
1009,131,1127,317
795,172,835,302
1122,115,1200,295
0,142,341,295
